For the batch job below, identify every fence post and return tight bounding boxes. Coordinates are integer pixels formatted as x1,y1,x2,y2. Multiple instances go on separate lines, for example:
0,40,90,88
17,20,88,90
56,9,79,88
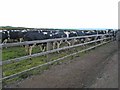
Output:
70,39,74,46
0,30,2,89
46,42,53,62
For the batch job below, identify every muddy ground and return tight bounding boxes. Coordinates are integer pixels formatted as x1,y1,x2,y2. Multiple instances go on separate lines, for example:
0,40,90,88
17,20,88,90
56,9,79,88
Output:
5,41,118,88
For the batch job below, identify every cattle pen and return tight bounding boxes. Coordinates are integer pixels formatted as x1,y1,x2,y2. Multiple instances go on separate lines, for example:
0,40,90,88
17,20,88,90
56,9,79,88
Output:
0,29,116,86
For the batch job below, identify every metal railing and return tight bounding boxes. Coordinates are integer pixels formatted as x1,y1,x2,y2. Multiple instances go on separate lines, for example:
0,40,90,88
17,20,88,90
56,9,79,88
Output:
2,37,111,65
1,34,113,81
1,34,110,47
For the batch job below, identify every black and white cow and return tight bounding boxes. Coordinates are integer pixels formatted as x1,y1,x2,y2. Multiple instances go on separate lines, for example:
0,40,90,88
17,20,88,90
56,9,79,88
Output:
1,30,9,43
50,30,69,50
22,29,112,56
94,30,108,43
23,30,49,56
1,29,28,43
23,30,78,56
9,30,27,42
82,30,95,42
76,30,86,43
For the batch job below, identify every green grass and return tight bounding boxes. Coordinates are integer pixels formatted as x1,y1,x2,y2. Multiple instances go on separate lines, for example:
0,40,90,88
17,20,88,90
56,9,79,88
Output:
2,46,44,61
3,47,26,60
3,55,46,76
3,46,84,77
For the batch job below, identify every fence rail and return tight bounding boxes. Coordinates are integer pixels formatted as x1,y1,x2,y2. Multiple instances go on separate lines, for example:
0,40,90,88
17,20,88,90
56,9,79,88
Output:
1,34,110,47
1,37,111,65
1,33,113,81
1,40,111,81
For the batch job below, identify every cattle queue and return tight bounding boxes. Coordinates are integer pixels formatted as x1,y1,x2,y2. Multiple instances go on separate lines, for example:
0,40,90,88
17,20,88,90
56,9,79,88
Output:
0,29,117,56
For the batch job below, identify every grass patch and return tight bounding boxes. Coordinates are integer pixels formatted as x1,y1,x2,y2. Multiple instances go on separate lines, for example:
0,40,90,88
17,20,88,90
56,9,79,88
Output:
2,46,43,61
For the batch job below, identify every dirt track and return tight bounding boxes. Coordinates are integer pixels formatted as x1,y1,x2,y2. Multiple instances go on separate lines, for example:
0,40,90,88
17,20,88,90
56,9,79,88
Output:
7,41,118,88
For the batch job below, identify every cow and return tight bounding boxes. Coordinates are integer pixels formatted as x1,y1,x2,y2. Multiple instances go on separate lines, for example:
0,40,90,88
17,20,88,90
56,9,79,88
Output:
23,30,78,56
76,30,86,43
23,29,111,57
0,29,29,43
9,30,27,42
51,30,68,50
23,30,49,56
52,30,80,48
83,30,95,42
94,30,108,43
1,30,9,44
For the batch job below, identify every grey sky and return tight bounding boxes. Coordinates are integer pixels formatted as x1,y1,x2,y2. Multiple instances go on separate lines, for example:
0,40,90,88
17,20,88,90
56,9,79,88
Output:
0,0,119,29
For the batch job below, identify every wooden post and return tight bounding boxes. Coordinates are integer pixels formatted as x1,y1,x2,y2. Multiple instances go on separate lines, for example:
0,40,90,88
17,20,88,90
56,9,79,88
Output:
46,42,53,62
47,42,53,51
71,39,74,45
94,36,97,45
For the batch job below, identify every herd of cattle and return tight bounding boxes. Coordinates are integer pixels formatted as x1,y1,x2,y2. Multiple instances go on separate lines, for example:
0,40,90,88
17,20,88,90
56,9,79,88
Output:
1,29,116,43
0,29,117,56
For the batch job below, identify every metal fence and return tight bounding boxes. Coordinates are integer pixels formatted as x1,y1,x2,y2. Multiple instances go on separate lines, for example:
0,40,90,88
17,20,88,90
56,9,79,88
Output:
1,33,113,81
1,34,109,47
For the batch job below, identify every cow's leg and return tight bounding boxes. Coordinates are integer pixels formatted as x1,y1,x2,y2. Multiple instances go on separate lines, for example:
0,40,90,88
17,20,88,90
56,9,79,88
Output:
39,44,43,51
76,39,79,44
28,43,36,59
80,38,85,43
101,36,104,43
25,45,29,55
73,38,78,45
42,44,46,52
59,40,63,45
59,40,63,48
29,45,35,58
63,40,71,52
39,43,46,52
84,38,88,47
65,40,71,46
57,42,60,53
19,38,23,42
86,37,91,47
3,39,8,48
3,39,8,44
57,41,60,48
53,41,56,49
80,38,85,48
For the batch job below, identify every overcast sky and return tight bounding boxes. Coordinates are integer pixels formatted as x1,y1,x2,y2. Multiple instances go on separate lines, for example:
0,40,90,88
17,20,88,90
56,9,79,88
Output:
0,0,119,29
